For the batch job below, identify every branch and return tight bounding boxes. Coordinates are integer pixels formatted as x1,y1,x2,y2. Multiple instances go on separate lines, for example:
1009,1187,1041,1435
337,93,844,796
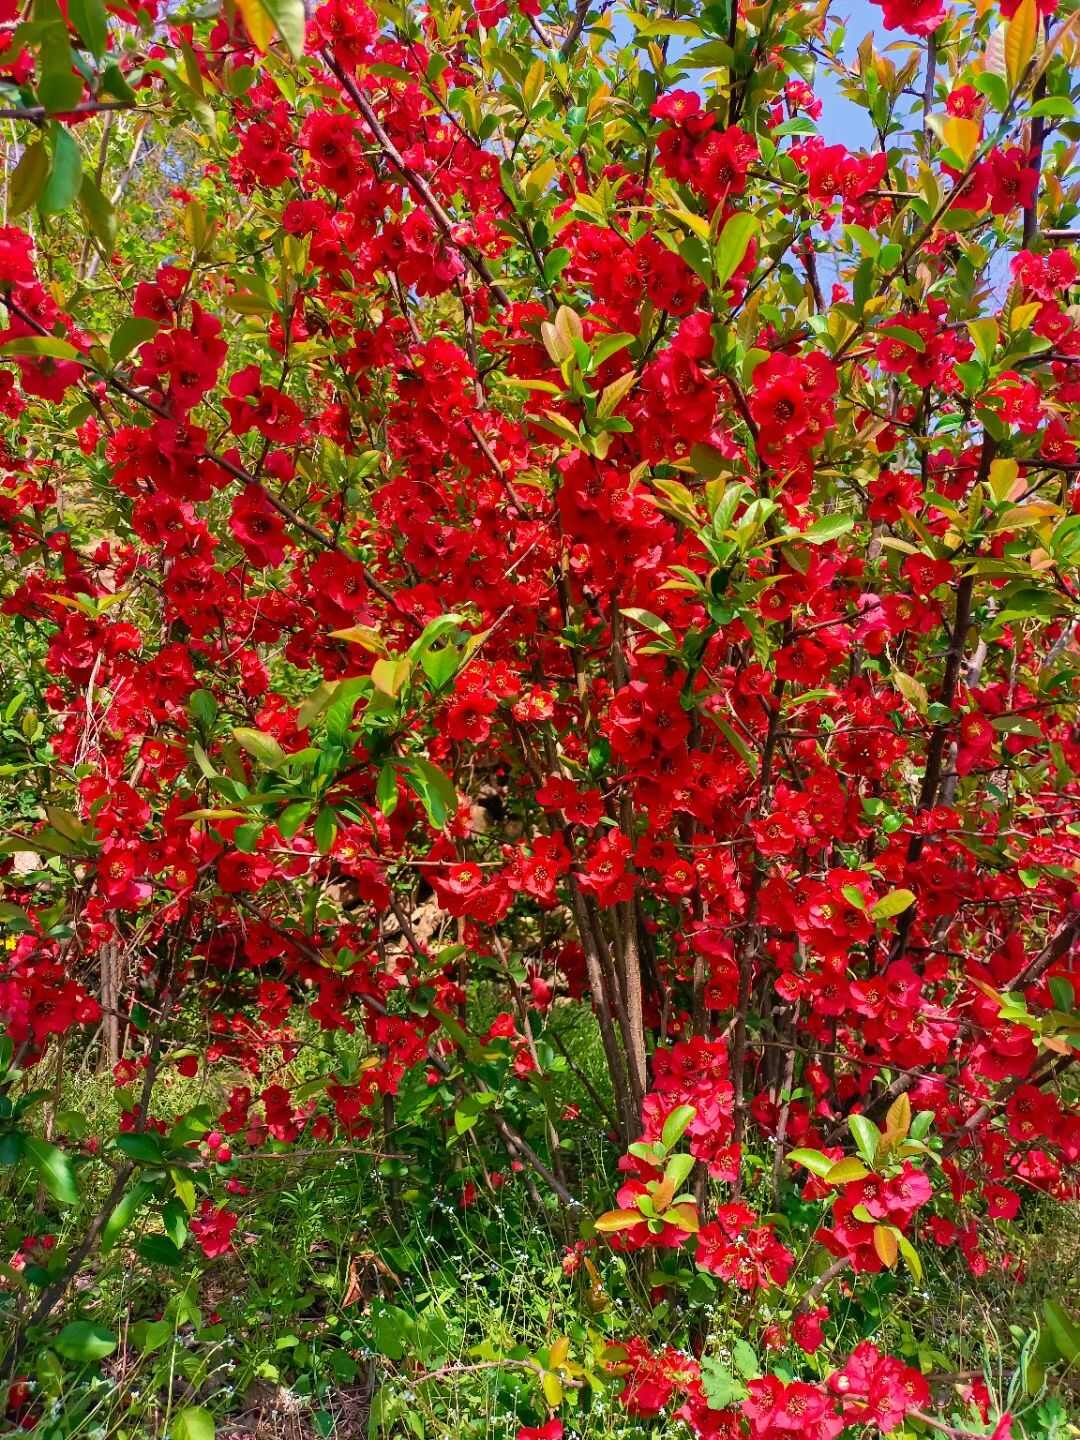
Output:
559,0,592,59
1022,16,1052,250
0,101,147,120
796,1255,851,1313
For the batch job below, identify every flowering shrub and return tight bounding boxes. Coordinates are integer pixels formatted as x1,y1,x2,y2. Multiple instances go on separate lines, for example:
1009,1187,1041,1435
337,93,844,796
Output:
0,0,1078,1433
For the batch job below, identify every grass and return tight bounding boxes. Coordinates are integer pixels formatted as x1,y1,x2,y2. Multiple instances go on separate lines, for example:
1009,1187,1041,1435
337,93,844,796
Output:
3,998,1078,1438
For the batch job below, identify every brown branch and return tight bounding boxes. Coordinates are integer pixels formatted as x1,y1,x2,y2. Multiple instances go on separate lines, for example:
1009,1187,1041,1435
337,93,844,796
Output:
0,101,147,120
1022,17,1052,250
796,1255,850,1313
559,0,592,60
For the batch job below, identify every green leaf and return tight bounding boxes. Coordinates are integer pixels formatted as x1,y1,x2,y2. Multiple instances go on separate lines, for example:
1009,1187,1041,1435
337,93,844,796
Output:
910,1109,935,1141
277,800,312,839
1043,1300,1080,1364
848,1114,882,1166
453,1103,479,1136
115,1131,165,1164
892,669,929,715
232,727,286,769
799,512,855,545
189,687,218,729
38,29,84,113
597,369,637,419
68,0,107,56
661,1103,696,1150
39,126,83,216
543,246,571,285
399,756,457,830
731,1339,760,1380
172,1406,216,1440
0,1132,25,1165
639,16,701,36
620,608,677,649
131,1318,174,1353
1048,977,1075,1013
9,142,49,218
25,1137,78,1204
877,323,927,353
419,644,462,690
162,1198,188,1247
170,1167,197,1213
629,1140,664,1164
771,115,817,136
714,212,759,291
974,70,1009,112
101,62,137,103
322,677,367,743
169,1105,213,1144
664,1151,695,1189
824,1157,871,1185
711,714,758,774
313,806,338,853
138,1234,184,1268
841,884,868,911
1028,95,1076,119
699,1356,747,1409
895,1230,924,1284
79,171,116,251
376,760,399,817
101,1180,152,1253
871,889,916,921
370,1302,410,1360
844,223,879,257
786,1147,834,1177
55,1320,117,1362
106,318,157,367
0,335,80,361
967,317,998,366
258,0,306,58
406,612,464,665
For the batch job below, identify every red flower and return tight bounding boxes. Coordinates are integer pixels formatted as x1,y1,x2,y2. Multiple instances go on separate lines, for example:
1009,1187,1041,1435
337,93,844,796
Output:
793,1306,829,1354
217,851,275,894
743,1375,844,1440
695,1219,794,1290
445,692,498,743
190,1200,238,1259
517,1422,562,1440
871,0,946,33
231,489,288,568
577,831,635,908
977,147,1039,215
829,1342,930,1431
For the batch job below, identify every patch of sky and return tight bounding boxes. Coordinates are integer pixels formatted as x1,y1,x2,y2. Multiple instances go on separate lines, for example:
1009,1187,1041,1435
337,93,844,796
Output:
607,0,1015,305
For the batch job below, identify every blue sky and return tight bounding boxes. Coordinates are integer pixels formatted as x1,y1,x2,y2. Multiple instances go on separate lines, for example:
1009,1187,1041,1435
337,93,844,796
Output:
814,0,882,146
616,0,902,147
